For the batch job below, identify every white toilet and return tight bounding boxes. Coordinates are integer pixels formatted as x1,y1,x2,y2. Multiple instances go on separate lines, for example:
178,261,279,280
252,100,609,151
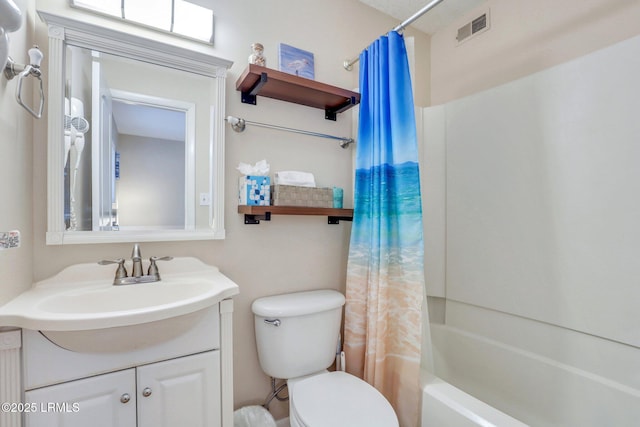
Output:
252,289,399,427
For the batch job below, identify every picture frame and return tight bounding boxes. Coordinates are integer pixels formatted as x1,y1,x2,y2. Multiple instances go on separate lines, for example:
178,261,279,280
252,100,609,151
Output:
278,43,315,80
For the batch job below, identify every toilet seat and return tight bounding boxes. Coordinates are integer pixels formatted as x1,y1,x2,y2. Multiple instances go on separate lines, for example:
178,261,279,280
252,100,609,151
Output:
289,371,399,427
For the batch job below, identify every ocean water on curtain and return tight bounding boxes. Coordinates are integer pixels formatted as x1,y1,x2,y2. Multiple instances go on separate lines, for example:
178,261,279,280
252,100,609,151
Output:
348,160,425,357
350,161,424,271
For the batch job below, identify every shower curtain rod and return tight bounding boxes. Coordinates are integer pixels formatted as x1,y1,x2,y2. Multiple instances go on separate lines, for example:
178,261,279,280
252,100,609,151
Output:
343,0,445,71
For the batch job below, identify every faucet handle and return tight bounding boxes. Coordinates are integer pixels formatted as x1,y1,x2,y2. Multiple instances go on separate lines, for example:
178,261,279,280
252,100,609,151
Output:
98,258,128,279
148,256,173,278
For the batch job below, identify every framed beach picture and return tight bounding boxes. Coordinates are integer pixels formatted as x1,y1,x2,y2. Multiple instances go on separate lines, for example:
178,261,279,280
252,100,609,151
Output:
278,43,315,80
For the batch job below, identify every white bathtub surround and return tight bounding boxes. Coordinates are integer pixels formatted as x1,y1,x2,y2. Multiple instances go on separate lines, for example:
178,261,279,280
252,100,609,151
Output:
429,305,640,426
421,33,640,426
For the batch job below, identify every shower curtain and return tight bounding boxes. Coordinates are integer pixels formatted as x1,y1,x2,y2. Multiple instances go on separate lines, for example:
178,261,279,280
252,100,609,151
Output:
344,31,425,427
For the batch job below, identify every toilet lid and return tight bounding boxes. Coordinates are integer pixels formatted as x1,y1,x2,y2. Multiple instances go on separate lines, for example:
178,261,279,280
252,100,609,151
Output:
291,371,399,427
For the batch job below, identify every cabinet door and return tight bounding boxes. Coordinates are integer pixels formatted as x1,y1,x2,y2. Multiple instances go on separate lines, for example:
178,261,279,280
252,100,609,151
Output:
25,369,136,427
137,351,221,427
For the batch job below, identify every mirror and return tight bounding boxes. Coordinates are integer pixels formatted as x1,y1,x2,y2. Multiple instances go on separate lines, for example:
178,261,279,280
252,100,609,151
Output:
39,11,232,244
65,48,197,232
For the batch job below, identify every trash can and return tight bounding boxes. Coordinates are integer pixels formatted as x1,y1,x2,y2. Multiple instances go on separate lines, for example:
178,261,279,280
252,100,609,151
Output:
233,405,277,427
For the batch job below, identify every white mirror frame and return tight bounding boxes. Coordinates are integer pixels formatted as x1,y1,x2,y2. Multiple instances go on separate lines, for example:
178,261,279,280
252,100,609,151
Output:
39,11,232,245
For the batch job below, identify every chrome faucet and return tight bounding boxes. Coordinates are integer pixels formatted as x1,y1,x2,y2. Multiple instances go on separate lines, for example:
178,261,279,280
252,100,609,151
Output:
131,243,143,278
99,244,173,286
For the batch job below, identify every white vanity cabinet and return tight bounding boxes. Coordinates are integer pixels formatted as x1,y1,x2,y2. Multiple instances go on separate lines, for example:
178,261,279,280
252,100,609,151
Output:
25,369,137,427
24,351,220,427
15,301,235,427
136,351,220,427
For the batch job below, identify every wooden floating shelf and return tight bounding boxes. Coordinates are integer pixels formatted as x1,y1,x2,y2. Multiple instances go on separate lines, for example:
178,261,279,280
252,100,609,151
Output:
235,64,360,120
238,205,354,225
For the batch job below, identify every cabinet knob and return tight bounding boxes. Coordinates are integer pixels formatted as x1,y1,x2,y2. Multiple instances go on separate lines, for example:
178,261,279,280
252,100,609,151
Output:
142,387,152,397
120,393,131,404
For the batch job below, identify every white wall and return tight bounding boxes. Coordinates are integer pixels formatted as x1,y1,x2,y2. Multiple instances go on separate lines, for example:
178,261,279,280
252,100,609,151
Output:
0,0,34,309
430,0,640,105
116,135,185,228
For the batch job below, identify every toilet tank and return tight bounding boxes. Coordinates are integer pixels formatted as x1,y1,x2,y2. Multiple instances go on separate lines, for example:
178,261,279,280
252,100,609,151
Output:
252,289,345,379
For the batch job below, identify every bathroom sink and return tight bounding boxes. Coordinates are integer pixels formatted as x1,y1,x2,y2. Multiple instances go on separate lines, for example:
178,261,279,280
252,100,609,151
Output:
37,277,216,315
0,257,239,352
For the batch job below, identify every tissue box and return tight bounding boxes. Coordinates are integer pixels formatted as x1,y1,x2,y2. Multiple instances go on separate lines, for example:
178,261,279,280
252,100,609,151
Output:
271,184,333,208
239,176,271,206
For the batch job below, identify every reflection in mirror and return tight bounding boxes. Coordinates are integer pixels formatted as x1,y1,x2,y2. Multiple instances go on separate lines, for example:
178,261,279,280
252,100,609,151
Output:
109,93,190,231
40,11,232,244
65,47,196,232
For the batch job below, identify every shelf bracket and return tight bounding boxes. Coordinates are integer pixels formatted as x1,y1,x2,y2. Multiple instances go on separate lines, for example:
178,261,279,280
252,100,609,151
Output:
328,216,353,225
241,72,268,105
244,211,271,225
325,96,358,121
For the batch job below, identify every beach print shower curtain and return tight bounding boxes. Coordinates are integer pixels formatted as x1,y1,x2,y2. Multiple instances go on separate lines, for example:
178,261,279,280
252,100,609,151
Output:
344,31,425,427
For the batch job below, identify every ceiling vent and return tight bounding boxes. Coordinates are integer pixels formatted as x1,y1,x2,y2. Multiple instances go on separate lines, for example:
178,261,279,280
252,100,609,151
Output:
456,9,490,44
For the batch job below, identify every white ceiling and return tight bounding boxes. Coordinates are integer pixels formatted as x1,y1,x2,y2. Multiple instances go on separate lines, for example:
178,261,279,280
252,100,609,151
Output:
358,0,486,35
111,100,185,142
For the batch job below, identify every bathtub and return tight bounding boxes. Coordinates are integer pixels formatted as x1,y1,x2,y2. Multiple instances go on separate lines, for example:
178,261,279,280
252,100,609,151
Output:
423,312,640,427
421,370,527,427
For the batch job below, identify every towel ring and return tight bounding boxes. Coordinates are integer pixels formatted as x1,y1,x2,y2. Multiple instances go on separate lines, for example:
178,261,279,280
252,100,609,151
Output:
4,45,45,119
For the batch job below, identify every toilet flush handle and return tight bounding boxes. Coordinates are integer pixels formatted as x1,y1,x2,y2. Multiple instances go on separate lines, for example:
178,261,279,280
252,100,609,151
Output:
264,318,281,327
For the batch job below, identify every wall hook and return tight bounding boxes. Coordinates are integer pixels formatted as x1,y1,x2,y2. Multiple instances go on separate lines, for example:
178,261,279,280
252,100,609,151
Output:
4,45,45,119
